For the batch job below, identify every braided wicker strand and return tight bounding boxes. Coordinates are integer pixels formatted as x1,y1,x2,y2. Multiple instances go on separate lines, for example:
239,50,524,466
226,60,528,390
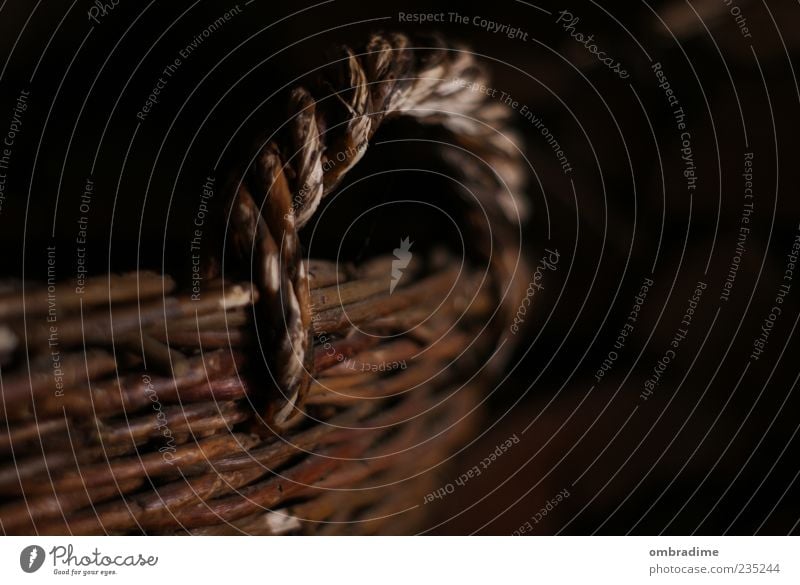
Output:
227,32,528,426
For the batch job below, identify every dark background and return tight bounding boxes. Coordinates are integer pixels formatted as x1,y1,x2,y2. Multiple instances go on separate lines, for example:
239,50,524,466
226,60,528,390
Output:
1,0,799,534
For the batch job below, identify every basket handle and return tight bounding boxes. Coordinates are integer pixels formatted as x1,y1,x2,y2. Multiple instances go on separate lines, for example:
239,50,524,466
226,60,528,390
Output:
225,32,528,426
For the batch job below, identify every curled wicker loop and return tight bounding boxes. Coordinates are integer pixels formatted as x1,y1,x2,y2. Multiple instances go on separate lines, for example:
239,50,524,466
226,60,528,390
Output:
0,31,531,536
229,32,528,425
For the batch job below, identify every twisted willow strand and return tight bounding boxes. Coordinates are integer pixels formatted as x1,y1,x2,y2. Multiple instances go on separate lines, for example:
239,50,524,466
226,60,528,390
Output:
225,32,527,425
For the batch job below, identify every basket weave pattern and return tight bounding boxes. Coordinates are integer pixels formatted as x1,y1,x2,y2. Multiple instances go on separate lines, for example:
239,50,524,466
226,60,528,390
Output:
0,33,527,535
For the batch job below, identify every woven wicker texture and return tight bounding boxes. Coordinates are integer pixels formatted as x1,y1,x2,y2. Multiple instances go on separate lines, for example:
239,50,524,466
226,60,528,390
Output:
0,32,528,535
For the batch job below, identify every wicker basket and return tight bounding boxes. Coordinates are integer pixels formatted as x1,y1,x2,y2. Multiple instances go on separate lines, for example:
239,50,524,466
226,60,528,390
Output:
0,32,528,535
